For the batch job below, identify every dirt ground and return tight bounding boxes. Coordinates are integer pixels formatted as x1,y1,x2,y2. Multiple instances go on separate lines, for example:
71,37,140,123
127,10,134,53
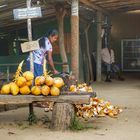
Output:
0,73,140,140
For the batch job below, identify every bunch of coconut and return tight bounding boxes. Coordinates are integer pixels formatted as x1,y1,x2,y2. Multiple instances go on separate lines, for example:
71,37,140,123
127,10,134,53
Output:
30,59,64,96
0,59,64,96
33,75,64,96
0,61,34,95
69,83,93,93
75,97,123,119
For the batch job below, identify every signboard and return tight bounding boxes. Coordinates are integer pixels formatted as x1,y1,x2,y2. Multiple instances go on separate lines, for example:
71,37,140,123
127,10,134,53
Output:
13,7,42,20
21,40,40,53
72,0,79,16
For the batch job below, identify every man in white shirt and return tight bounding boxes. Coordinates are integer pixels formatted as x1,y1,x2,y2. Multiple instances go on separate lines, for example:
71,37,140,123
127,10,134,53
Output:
26,29,59,78
101,47,124,82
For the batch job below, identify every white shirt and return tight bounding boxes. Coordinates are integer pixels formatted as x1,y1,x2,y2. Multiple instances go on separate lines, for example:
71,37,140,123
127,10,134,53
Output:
101,48,115,64
27,37,52,65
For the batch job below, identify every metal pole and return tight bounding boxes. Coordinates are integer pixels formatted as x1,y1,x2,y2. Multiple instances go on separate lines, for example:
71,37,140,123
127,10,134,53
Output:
27,0,34,73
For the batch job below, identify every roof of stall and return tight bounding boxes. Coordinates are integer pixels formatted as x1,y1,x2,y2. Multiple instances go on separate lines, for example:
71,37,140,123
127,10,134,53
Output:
1,0,140,30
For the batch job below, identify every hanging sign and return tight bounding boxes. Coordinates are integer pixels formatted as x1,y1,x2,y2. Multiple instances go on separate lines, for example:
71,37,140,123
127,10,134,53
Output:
71,0,79,16
13,7,42,20
21,40,40,53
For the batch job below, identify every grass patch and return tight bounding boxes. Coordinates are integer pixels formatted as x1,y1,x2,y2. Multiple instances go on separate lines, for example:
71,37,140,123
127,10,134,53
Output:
41,115,50,124
70,117,93,131
28,113,38,125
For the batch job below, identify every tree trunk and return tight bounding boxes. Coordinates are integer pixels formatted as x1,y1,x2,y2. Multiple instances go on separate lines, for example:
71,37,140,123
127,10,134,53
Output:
96,11,102,82
51,102,75,130
85,24,94,83
55,4,69,73
71,0,79,81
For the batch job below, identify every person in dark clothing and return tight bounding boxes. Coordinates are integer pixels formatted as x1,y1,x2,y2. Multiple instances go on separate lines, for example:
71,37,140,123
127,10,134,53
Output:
101,47,124,82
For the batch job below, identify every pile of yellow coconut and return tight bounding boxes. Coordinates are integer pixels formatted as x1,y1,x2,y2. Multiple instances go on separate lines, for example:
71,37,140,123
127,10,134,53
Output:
69,83,93,93
0,60,64,96
68,83,122,118
76,97,123,119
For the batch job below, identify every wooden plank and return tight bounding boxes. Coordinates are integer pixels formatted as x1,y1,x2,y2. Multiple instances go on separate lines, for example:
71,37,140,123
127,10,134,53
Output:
0,92,96,105
80,0,109,15
21,40,40,53
61,91,96,96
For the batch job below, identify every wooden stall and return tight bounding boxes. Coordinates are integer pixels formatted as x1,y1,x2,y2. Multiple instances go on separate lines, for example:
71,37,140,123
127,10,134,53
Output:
0,92,96,130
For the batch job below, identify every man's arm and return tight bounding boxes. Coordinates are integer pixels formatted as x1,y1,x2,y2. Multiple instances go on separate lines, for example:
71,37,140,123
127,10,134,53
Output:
111,49,115,63
47,51,59,74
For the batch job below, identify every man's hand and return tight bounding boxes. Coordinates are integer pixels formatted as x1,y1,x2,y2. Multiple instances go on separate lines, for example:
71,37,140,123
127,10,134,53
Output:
53,69,59,75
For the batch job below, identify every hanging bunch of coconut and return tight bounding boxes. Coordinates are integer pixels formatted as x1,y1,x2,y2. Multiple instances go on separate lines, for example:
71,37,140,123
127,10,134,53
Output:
75,97,123,119
69,83,93,93
0,61,34,95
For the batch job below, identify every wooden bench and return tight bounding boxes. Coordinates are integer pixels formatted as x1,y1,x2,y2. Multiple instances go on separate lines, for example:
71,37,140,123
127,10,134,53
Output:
0,92,96,130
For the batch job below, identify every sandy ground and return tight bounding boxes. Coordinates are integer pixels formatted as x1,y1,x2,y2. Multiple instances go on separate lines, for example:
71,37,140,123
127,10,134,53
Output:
0,74,140,140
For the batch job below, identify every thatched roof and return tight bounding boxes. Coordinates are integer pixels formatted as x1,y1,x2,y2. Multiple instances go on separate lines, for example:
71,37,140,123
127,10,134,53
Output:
0,0,140,30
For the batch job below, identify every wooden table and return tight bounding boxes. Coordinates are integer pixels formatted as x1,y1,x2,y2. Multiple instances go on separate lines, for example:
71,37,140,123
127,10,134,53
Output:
0,92,96,130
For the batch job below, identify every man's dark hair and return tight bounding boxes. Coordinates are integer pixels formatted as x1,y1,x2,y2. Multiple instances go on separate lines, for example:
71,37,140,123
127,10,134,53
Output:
46,29,58,37
39,29,58,49
39,37,45,48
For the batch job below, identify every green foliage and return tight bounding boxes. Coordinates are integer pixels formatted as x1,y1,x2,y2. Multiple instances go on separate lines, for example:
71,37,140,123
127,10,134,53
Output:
70,117,84,131
41,115,50,124
70,117,93,131
28,113,38,125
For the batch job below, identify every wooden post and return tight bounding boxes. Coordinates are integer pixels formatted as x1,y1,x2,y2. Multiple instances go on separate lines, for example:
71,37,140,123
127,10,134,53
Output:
85,23,94,83
51,102,75,130
27,0,34,73
96,11,102,82
55,4,70,73
27,0,34,121
71,0,79,80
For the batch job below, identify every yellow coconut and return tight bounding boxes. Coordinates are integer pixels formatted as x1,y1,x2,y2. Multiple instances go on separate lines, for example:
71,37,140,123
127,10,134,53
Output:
41,85,50,96
20,85,30,95
10,82,19,95
50,86,60,96
1,84,11,94
108,112,115,118
26,80,33,87
87,86,93,92
45,75,54,86
35,76,45,86
23,71,34,81
53,77,64,88
70,85,77,92
31,86,41,96
16,76,27,87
